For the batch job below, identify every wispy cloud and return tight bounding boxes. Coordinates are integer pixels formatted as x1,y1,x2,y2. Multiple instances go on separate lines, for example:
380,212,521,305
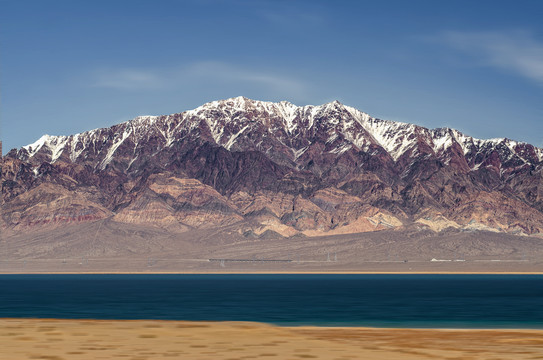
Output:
436,30,543,84
245,0,325,28
92,69,164,89
91,61,308,99
185,61,306,97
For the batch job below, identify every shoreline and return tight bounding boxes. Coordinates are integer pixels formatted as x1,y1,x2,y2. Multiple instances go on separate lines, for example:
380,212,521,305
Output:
2,319,542,359
1,270,543,274
2,318,542,331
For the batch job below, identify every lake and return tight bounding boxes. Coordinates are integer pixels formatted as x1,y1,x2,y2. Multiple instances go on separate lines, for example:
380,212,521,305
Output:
0,274,542,328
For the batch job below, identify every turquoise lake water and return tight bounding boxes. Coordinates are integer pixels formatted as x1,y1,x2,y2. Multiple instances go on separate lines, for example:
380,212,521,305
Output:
0,274,542,328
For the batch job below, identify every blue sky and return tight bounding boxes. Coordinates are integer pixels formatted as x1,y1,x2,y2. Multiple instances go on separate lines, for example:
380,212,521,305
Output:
1,0,543,153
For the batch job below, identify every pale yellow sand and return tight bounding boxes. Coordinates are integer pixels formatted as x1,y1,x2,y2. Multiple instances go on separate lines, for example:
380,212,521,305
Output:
1,319,542,360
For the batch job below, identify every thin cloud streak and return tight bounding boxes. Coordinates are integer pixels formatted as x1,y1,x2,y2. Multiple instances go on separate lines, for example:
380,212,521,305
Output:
241,0,325,28
185,61,307,98
438,30,543,84
93,69,165,89
91,61,308,99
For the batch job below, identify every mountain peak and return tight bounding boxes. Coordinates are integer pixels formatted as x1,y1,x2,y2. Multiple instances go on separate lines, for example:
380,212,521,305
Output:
14,97,543,169
5,97,543,237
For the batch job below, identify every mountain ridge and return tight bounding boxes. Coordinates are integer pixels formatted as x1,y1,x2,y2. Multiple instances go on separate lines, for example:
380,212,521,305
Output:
14,96,543,168
2,96,543,238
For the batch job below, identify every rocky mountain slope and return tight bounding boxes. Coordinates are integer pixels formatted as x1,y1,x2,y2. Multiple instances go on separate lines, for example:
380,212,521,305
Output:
2,96,543,238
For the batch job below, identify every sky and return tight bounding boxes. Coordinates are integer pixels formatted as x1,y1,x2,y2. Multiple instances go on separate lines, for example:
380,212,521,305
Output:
1,0,543,154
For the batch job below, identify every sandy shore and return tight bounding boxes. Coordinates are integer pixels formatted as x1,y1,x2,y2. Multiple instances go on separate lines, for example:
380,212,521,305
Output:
2,270,543,274
1,319,542,360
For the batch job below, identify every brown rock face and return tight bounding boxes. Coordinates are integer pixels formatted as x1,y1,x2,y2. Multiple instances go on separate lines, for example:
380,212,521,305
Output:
2,97,543,237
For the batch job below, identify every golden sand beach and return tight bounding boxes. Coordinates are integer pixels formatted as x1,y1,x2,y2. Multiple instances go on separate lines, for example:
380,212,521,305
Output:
1,319,542,360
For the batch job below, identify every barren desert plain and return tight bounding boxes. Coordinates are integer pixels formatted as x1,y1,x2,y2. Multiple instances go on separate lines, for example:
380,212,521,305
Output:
1,319,542,360
2,220,543,274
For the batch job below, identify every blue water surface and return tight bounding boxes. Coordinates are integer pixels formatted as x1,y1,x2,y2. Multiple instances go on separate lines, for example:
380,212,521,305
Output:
0,274,542,328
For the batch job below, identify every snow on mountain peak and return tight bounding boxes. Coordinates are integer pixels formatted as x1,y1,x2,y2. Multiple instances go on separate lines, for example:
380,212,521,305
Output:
16,97,542,171
22,134,69,162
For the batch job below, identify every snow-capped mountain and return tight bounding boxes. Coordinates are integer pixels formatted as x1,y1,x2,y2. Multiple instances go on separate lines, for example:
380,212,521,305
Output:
2,97,543,237
16,96,543,173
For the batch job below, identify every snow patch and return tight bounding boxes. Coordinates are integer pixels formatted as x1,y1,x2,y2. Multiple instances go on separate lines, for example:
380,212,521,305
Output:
127,156,138,170
22,134,69,162
224,124,250,150
431,129,454,152
293,146,308,160
99,127,132,169
330,143,352,155
537,148,543,162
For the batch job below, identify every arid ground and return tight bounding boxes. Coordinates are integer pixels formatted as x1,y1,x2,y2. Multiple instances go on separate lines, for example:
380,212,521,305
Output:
2,221,543,273
1,319,542,360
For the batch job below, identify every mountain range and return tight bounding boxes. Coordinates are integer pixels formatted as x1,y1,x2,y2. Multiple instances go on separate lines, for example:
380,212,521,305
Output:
2,96,543,240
